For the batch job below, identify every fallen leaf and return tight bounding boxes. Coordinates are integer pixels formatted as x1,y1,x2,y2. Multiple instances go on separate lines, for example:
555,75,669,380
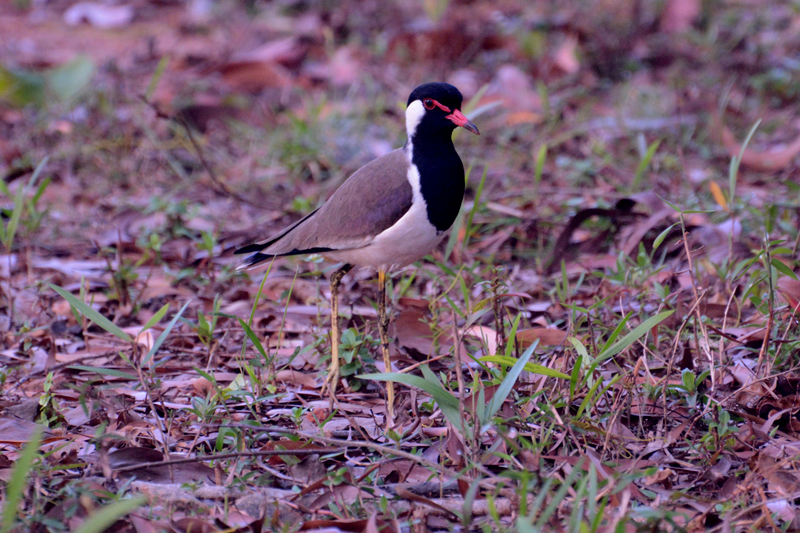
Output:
63,3,134,29
722,126,800,172
660,0,700,33
516,328,568,347
554,34,580,74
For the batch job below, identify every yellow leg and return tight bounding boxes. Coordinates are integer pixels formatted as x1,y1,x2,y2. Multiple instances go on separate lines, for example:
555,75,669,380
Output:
378,268,394,428
324,264,352,404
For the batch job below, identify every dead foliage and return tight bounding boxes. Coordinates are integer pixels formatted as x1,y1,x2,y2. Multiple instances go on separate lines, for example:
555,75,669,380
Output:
2,0,800,532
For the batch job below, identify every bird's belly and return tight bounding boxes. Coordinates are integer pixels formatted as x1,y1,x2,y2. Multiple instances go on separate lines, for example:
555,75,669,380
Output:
325,201,446,270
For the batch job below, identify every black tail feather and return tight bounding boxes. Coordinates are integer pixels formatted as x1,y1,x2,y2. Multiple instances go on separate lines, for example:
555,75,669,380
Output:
234,242,267,255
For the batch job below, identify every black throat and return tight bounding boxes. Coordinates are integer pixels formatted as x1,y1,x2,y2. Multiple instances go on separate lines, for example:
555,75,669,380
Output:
408,128,466,233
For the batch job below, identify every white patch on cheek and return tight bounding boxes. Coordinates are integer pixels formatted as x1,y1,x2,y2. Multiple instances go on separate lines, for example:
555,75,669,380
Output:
405,100,425,138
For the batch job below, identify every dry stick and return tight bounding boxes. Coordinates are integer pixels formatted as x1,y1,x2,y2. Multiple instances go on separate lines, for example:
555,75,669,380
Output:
8,349,122,390
220,424,503,491
756,234,775,377
107,448,346,474
400,353,451,374
132,360,175,479
659,287,708,432
491,270,506,356
678,213,716,391
450,316,471,468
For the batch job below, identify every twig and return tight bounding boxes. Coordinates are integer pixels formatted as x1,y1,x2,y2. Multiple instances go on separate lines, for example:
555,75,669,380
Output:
109,448,346,474
218,424,503,490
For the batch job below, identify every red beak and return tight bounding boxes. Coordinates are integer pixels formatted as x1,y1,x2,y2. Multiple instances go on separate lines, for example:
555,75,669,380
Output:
446,109,480,135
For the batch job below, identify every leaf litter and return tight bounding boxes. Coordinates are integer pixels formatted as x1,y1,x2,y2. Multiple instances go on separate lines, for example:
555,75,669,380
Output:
2,0,800,531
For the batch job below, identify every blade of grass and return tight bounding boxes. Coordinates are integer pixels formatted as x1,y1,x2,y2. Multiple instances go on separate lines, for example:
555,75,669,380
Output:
241,264,274,358
238,318,269,363
480,355,569,379
72,496,146,533
1,426,43,533
534,144,547,190
484,341,535,420
67,365,139,380
142,299,191,366
140,303,169,333
632,139,661,191
145,56,169,102
49,284,131,342
593,310,674,369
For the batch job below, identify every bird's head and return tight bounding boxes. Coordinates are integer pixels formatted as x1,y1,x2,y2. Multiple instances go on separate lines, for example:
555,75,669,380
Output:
406,82,480,140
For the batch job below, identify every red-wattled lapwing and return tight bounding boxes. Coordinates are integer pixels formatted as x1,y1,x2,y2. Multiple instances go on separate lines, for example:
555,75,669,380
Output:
236,82,479,422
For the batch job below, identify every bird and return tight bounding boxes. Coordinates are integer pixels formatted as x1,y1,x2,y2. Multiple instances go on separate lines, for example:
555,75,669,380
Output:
235,82,479,424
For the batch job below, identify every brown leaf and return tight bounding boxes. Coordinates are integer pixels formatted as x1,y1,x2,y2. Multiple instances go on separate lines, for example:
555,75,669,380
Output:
644,468,674,486
394,308,435,356
172,517,220,533
274,369,317,389
722,126,800,172
777,277,800,313
0,418,50,444
220,61,292,93
553,34,580,74
462,325,497,355
63,3,134,29
486,65,542,115
516,328,567,347
660,0,701,33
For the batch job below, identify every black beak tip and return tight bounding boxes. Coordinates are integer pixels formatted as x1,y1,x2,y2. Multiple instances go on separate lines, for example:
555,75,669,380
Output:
464,122,480,135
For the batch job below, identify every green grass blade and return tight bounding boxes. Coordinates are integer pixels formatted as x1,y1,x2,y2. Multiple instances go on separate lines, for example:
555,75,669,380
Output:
143,300,191,365
632,139,661,191
72,496,146,533
479,355,569,379
484,341,535,420
145,56,169,102
238,318,269,363
361,371,459,411
535,460,584,528
241,265,274,358
534,144,547,188
730,120,761,201
1,426,43,533
504,314,522,358
569,354,582,400
4,170,26,250
49,284,131,342
140,303,169,333
67,365,138,380
594,310,674,368
597,311,631,356
652,222,677,252
771,258,797,280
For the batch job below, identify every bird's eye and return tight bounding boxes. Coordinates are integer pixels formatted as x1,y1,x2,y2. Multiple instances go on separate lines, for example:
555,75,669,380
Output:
423,99,435,110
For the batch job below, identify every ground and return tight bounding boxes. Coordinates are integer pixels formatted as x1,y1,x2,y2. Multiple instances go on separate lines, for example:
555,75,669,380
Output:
2,0,800,532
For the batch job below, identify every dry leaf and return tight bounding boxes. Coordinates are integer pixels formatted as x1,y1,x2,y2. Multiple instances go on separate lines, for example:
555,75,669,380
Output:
722,127,800,172
554,34,580,74
660,0,700,33
63,3,134,29
777,277,800,313
516,328,568,347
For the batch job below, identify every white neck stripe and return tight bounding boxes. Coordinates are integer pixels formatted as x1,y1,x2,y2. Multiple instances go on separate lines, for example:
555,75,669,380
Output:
405,100,425,140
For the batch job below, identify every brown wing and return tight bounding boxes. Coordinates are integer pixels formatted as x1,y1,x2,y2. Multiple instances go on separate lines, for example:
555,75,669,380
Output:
238,149,413,259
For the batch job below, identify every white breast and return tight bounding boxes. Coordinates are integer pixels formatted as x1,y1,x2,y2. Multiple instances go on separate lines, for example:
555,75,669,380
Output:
325,148,446,271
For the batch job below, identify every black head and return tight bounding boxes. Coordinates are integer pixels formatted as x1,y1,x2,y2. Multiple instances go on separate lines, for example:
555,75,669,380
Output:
407,82,464,110
406,82,479,138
